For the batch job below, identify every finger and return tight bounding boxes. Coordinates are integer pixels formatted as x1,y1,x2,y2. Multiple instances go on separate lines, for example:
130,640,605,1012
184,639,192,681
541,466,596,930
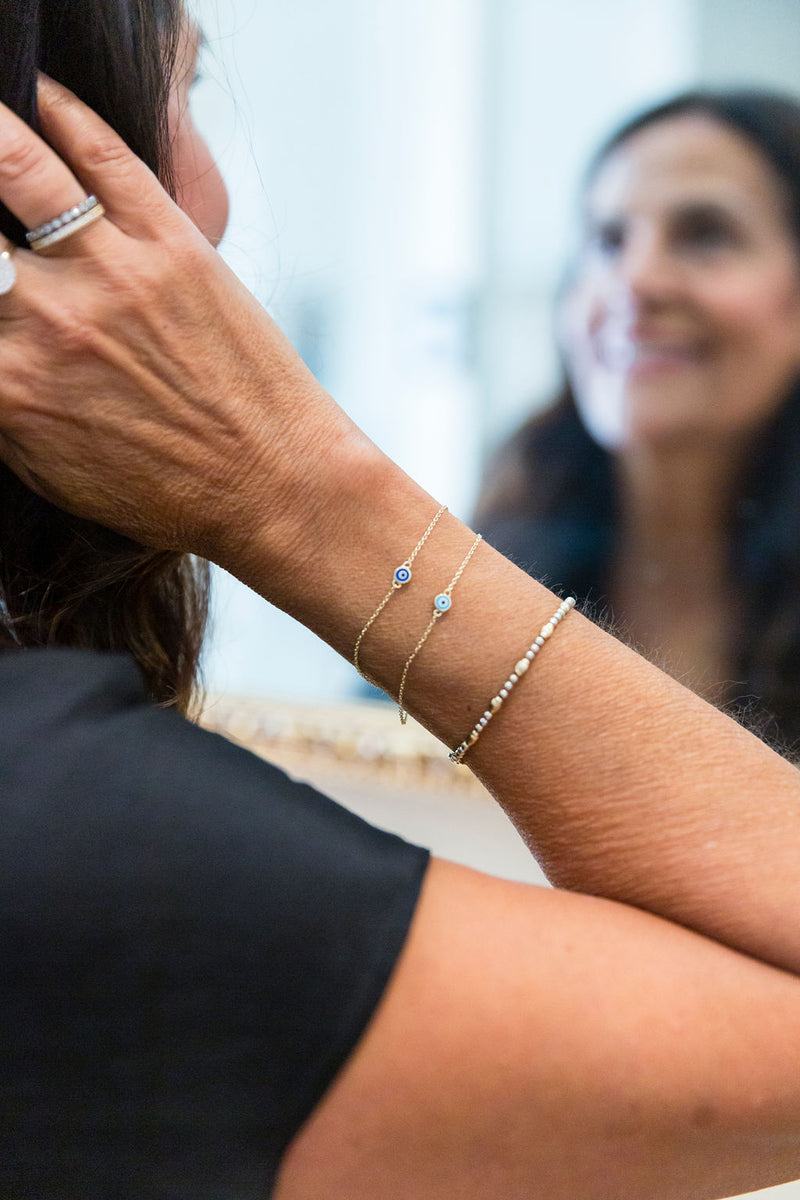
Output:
37,75,178,238
0,97,89,235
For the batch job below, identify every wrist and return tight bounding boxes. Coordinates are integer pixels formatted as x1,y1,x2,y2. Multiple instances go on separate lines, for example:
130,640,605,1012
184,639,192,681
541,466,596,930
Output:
213,417,434,656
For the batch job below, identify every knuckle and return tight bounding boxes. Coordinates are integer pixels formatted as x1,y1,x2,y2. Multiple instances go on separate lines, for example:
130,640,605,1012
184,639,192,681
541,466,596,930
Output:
167,238,208,284
0,131,46,183
83,131,136,178
101,250,158,311
166,231,216,286
109,236,204,310
41,298,103,356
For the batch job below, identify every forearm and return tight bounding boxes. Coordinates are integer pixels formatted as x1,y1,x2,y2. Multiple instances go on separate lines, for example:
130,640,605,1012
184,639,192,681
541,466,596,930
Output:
222,432,800,975
2,76,797,981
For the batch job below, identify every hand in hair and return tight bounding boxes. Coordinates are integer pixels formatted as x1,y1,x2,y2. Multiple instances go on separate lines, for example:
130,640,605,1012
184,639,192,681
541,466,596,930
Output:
0,75,352,576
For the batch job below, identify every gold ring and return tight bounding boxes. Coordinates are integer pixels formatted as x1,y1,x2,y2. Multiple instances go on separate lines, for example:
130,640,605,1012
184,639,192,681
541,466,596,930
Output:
28,199,106,254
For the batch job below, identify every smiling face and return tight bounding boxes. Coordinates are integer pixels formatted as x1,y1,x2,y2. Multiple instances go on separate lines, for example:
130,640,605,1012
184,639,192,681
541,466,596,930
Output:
562,113,800,451
169,21,230,247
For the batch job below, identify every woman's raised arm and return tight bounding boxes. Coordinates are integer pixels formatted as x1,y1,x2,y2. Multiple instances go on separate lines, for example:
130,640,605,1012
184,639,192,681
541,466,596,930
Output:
1,79,800,1198
1,77,796,972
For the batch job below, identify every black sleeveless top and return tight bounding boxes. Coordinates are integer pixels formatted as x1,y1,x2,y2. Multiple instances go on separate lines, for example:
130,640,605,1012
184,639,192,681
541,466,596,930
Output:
0,648,429,1198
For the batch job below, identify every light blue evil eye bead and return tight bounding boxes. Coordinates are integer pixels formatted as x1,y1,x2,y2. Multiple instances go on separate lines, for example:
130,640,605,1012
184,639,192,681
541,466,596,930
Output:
394,565,412,586
434,593,452,613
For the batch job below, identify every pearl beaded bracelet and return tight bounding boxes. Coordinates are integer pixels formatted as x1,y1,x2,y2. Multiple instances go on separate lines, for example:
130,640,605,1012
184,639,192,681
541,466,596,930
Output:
449,596,576,764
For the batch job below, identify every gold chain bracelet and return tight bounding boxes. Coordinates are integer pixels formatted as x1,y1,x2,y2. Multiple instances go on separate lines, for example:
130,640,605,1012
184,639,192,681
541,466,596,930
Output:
354,504,447,678
397,532,483,724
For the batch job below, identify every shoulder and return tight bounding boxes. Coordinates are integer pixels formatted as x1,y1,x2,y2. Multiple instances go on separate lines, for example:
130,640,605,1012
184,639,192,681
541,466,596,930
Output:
0,648,429,1197
0,646,428,933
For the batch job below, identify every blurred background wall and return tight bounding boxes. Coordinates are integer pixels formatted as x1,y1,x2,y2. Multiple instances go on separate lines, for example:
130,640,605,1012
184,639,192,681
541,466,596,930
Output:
191,0,800,702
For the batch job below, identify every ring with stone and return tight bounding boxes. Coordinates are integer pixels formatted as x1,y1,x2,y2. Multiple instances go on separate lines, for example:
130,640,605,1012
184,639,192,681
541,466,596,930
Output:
26,196,105,254
0,246,16,296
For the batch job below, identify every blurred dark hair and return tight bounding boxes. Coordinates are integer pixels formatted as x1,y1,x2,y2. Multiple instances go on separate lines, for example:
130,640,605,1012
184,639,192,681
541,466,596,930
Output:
476,89,800,750
0,0,210,715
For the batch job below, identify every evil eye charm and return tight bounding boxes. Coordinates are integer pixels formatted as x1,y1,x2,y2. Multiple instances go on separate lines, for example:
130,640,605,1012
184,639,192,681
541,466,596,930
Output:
434,593,452,613
393,565,412,586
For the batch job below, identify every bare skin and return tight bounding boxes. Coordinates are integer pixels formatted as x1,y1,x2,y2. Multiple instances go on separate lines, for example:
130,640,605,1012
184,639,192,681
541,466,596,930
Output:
563,115,800,699
1,81,800,1199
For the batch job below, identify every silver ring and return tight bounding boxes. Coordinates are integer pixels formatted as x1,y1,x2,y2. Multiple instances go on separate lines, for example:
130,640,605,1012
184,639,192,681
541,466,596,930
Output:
28,203,105,252
26,195,101,246
0,248,16,296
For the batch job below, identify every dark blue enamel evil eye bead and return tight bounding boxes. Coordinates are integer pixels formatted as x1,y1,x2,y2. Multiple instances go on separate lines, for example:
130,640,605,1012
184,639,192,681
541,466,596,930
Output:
434,593,452,613
394,565,412,586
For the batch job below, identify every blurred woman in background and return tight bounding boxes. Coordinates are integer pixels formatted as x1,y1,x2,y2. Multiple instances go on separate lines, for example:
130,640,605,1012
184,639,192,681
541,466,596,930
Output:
476,90,800,748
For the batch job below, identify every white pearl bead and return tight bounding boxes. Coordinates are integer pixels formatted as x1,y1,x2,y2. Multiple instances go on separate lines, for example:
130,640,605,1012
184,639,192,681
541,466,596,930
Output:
535,636,544,647
483,710,492,721
499,688,509,699
541,622,554,639
515,658,530,675
525,649,535,660
504,681,513,691
509,673,518,684
491,696,503,711
468,731,479,745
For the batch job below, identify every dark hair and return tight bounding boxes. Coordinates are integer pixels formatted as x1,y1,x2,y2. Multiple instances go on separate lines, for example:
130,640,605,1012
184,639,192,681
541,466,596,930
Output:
0,0,209,715
476,89,800,750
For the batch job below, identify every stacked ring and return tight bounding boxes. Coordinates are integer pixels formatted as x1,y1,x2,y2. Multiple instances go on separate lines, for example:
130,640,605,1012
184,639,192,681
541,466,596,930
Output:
26,195,105,253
